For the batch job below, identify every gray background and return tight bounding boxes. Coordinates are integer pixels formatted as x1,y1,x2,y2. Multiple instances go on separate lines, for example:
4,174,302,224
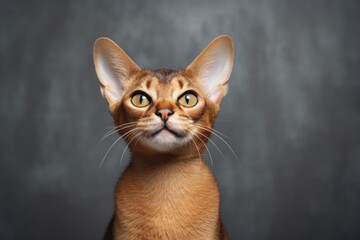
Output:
1,0,360,239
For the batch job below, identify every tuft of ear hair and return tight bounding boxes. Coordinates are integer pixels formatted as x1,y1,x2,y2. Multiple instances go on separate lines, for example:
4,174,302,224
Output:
186,35,234,107
93,38,140,111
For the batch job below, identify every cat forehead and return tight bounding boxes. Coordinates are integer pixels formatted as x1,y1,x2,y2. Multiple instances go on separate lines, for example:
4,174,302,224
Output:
152,69,178,83
132,69,196,90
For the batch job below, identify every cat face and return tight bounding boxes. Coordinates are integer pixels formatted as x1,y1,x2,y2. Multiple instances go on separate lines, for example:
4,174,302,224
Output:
93,36,234,152
113,69,213,152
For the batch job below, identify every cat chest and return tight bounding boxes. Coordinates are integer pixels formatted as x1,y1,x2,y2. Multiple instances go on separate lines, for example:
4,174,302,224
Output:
114,178,220,238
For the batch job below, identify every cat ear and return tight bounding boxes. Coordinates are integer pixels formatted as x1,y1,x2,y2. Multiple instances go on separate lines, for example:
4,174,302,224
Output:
186,35,234,105
93,37,141,110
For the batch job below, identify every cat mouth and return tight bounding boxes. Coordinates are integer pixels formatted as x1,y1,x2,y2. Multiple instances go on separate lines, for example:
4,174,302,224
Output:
151,126,184,138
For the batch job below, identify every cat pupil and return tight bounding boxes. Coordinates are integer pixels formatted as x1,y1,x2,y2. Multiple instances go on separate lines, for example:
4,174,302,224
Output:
185,95,190,104
140,95,144,104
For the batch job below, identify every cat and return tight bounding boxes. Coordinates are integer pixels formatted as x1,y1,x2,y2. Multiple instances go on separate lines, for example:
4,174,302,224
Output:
93,35,234,240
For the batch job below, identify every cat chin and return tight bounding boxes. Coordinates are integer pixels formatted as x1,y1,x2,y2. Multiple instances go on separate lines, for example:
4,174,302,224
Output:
140,131,192,152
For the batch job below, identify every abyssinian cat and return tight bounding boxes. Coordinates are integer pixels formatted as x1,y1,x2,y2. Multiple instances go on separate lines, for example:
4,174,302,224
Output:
93,35,234,240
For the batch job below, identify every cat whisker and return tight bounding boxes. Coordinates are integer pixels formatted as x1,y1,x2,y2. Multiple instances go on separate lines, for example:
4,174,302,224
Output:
103,121,138,133
194,123,240,162
131,131,144,154
194,134,214,167
194,123,239,164
101,122,136,139
207,130,240,164
99,126,134,142
100,122,138,142
193,123,230,140
99,128,139,169
100,123,137,142
180,113,216,167
190,138,202,165
181,110,229,140
196,131,226,160
119,131,143,169
101,125,122,139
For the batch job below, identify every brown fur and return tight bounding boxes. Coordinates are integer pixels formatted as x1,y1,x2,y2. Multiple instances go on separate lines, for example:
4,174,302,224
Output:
94,36,234,240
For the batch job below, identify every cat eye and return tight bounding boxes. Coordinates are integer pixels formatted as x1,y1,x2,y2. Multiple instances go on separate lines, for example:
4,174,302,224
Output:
131,92,151,107
178,93,198,108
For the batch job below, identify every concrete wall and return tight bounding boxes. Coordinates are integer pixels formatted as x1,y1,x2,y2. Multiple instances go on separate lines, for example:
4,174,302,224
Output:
1,0,359,239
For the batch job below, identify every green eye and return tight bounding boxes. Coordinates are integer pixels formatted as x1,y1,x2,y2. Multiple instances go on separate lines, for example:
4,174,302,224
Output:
178,93,198,108
131,93,150,107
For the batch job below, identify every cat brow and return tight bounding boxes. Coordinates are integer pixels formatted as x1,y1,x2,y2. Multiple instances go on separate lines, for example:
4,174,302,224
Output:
146,79,152,88
177,79,184,89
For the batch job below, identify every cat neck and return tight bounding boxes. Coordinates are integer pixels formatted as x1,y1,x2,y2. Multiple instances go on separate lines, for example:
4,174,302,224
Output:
130,147,204,171
122,147,215,197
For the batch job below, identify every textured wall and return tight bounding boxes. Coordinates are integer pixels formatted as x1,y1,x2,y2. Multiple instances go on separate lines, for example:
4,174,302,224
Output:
1,0,360,239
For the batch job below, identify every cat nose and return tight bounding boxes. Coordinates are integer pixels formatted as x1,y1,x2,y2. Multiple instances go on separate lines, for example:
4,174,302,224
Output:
155,108,174,122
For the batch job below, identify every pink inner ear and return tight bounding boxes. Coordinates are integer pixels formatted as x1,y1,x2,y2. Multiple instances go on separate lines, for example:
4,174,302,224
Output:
93,37,141,105
186,36,234,103
200,48,232,97
95,53,123,102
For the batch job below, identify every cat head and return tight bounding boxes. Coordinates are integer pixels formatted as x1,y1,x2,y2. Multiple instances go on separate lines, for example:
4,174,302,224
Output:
93,36,234,153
